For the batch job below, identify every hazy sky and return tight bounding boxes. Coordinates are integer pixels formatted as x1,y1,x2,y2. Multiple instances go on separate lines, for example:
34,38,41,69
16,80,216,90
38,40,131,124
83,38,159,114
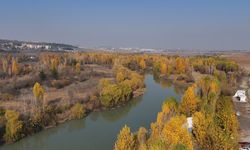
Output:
0,0,250,49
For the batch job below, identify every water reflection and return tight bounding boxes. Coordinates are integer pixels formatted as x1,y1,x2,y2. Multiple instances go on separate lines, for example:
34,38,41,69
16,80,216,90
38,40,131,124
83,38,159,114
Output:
99,97,143,122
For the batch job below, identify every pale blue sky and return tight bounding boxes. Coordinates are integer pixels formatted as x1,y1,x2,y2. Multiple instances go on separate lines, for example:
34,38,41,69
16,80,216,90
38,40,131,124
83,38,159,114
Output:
0,0,250,49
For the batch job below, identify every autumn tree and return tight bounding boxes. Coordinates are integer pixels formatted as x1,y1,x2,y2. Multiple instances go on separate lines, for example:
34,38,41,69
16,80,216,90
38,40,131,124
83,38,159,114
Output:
179,85,199,116
11,58,19,76
214,96,239,149
162,115,193,150
139,59,146,70
176,57,186,74
99,78,111,89
2,58,8,73
50,57,59,79
192,111,211,149
137,127,147,149
33,82,45,105
173,144,188,150
116,72,126,83
160,63,168,75
148,139,167,150
162,97,178,115
4,110,23,143
114,125,135,150
75,62,81,74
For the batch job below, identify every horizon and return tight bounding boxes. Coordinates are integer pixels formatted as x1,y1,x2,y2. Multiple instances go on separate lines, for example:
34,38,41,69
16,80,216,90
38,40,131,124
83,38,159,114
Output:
0,0,250,50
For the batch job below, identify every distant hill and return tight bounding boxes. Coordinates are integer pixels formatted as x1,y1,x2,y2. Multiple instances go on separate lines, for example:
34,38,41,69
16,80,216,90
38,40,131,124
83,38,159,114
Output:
0,39,78,51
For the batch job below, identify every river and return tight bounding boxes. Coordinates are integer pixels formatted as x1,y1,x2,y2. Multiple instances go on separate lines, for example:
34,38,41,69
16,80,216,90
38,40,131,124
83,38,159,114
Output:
0,75,182,150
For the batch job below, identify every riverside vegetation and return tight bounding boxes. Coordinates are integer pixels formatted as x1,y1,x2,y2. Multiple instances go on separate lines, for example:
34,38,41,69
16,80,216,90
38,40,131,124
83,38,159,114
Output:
0,52,241,149
114,55,241,150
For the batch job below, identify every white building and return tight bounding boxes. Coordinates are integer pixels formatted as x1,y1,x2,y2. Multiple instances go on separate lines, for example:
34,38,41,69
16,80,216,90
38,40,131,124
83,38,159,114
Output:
187,117,193,132
234,90,247,102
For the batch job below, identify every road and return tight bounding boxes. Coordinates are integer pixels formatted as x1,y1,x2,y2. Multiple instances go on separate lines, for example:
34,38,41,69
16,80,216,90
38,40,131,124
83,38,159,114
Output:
233,76,250,143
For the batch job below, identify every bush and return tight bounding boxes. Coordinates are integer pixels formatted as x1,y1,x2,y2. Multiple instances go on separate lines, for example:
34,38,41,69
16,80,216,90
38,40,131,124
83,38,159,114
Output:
0,93,14,101
70,103,86,119
100,84,122,107
51,68,58,79
39,70,46,81
51,79,71,89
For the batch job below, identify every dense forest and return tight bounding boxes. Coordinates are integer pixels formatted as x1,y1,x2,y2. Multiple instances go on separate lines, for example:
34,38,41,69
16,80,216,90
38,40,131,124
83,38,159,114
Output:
0,52,241,149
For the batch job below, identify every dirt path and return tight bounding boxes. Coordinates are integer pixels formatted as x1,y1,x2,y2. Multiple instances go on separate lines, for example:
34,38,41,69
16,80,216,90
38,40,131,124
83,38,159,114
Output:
233,76,250,143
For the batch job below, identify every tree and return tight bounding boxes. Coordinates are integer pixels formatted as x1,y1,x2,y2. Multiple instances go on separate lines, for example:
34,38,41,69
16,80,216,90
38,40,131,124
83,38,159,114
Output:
192,111,211,149
114,125,134,150
100,84,118,107
33,82,45,102
99,78,111,89
2,58,8,73
161,63,168,75
137,127,147,146
116,72,126,83
162,115,193,150
176,57,186,74
162,97,178,115
139,59,146,70
75,62,81,74
179,85,199,116
71,103,85,119
50,57,59,79
148,139,167,150
11,58,19,75
173,144,188,150
4,110,23,143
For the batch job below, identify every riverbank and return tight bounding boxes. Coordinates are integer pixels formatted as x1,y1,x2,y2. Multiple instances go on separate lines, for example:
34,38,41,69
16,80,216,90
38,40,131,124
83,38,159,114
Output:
0,78,146,146
0,75,182,150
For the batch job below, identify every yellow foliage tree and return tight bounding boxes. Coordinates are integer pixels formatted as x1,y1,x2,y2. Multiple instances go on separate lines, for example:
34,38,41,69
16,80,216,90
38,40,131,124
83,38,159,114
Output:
2,58,8,73
176,57,186,74
162,115,193,150
148,139,167,150
137,127,147,149
33,82,45,102
161,63,168,75
75,62,81,74
4,110,23,143
11,58,19,75
139,59,146,70
114,125,134,150
149,122,161,141
116,72,126,82
179,85,199,116
50,57,59,71
192,111,211,149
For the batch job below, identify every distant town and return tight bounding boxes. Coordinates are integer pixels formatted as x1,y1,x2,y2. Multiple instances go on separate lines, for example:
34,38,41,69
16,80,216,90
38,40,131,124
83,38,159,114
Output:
0,39,78,51
0,39,249,56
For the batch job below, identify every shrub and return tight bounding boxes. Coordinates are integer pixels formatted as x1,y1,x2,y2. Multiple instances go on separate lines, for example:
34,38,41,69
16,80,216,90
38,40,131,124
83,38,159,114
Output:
0,93,14,101
51,79,71,89
39,70,46,81
70,103,86,119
